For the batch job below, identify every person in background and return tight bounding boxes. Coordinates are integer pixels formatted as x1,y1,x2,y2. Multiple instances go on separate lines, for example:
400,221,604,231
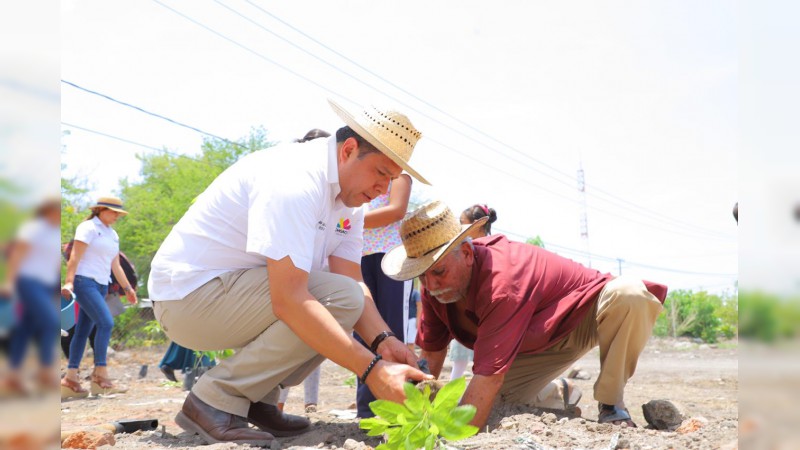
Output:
0,197,61,395
160,341,216,383
355,164,413,418
60,196,138,399
276,128,332,414
405,287,420,353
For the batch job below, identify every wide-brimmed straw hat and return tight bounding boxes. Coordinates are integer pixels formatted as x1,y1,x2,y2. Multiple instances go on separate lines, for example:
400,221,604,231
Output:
382,201,488,281
328,99,430,185
90,196,128,215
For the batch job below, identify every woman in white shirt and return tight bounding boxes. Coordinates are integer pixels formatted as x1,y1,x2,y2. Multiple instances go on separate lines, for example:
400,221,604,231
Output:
1,197,61,394
60,196,137,399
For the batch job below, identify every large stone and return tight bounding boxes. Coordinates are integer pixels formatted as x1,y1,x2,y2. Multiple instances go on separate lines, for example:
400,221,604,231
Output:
642,399,687,430
676,416,709,434
62,430,115,449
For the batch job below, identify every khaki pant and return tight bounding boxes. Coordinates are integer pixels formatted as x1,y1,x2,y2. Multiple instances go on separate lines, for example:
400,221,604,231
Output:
498,276,663,407
153,267,365,417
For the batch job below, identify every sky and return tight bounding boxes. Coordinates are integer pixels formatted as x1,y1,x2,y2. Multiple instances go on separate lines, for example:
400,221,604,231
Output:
60,0,740,294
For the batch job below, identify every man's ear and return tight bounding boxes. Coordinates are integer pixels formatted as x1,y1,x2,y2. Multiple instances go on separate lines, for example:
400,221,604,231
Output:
339,137,358,163
462,241,474,266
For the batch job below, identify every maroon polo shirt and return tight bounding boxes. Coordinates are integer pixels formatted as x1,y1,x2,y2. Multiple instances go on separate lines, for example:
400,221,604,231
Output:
416,235,667,377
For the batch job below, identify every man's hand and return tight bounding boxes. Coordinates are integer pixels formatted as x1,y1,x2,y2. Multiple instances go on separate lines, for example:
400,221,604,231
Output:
61,283,74,300
365,359,432,404
377,336,418,367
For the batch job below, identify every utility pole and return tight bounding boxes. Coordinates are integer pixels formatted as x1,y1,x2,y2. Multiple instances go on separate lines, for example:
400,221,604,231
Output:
616,258,623,275
577,163,591,268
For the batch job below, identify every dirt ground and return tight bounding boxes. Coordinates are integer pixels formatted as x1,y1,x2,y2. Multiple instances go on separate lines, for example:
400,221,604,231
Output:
60,338,738,449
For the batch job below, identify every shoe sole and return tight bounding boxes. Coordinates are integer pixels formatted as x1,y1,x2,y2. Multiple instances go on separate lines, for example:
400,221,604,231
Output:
251,421,311,437
60,385,89,400
90,382,128,396
175,411,273,447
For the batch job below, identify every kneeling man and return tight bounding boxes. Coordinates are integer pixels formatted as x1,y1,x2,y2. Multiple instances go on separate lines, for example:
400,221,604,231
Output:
381,201,667,429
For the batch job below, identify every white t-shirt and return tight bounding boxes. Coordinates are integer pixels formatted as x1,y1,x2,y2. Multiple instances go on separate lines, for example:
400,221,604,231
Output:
74,216,120,285
16,217,61,285
148,137,364,301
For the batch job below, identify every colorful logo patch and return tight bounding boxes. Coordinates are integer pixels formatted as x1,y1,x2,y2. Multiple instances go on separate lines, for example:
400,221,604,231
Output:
337,218,351,231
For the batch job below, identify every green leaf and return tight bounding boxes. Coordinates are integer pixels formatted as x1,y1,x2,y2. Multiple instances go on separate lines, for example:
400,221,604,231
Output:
359,417,390,436
439,423,479,441
432,377,465,411
449,404,477,426
370,399,411,422
424,433,436,450
403,382,427,414
396,414,407,425
428,423,439,436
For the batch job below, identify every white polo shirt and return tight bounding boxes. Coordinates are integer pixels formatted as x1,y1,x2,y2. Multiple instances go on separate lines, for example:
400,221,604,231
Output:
74,216,120,285
16,217,61,285
147,137,364,301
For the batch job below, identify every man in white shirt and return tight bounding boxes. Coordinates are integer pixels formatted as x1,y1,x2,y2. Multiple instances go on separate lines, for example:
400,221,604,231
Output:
148,100,432,447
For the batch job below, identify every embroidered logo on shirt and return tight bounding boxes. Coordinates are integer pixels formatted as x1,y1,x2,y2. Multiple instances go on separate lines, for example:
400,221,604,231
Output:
335,218,351,235
317,220,326,231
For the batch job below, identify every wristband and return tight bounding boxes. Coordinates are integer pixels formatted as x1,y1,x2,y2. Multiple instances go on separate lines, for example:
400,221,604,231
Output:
359,354,382,384
369,331,396,353
124,286,134,292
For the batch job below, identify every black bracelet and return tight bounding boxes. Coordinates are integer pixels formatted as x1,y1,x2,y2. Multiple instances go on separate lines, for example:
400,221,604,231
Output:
369,331,396,353
360,354,382,384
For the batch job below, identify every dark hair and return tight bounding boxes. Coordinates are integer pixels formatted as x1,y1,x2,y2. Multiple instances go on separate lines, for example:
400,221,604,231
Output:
84,207,104,222
295,128,331,143
335,125,381,159
462,204,498,235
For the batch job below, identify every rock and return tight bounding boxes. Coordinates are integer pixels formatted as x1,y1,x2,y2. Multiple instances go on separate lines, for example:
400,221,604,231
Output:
343,438,366,449
415,379,447,401
541,412,557,424
642,399,687,430
675,416,709,434
499,417,518,430
615,438,630,449
62,430,115,449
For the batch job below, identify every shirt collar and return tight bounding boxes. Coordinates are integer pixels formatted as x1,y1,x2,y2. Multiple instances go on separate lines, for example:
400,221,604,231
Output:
92,216,108,229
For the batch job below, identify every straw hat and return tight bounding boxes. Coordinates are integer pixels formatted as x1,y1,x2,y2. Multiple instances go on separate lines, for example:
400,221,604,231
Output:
382,201,488,281
90,196,128,215
328,99,430,185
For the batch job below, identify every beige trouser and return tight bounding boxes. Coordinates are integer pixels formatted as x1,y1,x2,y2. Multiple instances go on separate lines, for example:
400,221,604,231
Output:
153,267,365,417
498,276,663,407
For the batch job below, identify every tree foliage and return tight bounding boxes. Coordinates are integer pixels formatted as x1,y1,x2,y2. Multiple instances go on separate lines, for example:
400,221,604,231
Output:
653,289,738,343
113,127,274,296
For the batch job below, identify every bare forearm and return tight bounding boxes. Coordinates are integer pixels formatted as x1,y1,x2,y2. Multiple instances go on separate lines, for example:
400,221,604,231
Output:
111,261,130,289
419,348,448,378
461,373,504,430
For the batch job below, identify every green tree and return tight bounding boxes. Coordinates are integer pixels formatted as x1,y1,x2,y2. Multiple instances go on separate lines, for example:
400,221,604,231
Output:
654,289,738,343
114,128,274,297
526,235,545,248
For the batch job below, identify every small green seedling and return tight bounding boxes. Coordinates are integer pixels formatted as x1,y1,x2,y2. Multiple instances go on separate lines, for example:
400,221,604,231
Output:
359,377,479,450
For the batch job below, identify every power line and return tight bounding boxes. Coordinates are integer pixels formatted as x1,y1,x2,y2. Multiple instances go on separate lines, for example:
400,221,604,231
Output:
238,0,735,240
61,79,243,148
156,0,735,242
61,122,164,152
494,226,737,278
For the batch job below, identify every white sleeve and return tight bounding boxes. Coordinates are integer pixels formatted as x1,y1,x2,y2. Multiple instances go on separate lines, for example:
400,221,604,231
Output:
245,175,321,273
73,220,96,245
331,207,364,264
15,220,39,243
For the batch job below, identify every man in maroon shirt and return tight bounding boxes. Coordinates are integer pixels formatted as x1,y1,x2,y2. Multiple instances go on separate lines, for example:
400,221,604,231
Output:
382,201,667,429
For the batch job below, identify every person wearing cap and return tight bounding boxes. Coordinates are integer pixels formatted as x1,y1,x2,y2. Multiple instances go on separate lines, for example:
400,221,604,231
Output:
382,201,668,429
1,196,62,395
60,196,138,399
147,100,433,447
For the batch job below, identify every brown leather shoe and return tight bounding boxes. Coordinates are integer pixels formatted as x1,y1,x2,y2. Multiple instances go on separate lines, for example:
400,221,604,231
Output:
175,392,274,446
248,401,312,437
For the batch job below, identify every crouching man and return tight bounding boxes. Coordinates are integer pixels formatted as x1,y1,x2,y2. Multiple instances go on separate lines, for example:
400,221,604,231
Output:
381,201,667,429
